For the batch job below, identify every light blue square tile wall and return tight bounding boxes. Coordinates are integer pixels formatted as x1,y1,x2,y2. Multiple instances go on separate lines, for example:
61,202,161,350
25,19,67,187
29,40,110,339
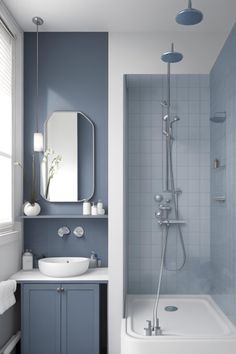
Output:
210,23,236,326
126,74,210,294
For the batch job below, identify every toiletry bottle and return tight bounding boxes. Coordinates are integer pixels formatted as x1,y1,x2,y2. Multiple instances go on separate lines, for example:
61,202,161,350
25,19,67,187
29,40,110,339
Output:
22,249,33,270
83,200,91,215
89,251,97,268
97,258,102,267
91,203,97,215
98,208,105,215
97,200,105,215
97,200,103,210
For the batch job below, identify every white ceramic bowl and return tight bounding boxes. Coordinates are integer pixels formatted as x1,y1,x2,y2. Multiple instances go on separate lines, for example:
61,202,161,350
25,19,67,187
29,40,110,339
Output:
38,257,90,277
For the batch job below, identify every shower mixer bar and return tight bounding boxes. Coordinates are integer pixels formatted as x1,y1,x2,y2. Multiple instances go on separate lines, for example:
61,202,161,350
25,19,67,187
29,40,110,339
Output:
158,219,186,226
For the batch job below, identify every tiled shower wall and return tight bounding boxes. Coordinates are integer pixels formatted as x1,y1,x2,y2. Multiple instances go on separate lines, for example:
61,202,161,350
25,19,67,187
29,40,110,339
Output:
210,23,236,325
126,74,210,294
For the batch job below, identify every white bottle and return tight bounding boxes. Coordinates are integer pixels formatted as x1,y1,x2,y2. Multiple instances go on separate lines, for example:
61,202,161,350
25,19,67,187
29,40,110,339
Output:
97,200,105,215
22,250,33,270
91,203,97,215
98,208,105,215
97,200,103,210
83,200,91,215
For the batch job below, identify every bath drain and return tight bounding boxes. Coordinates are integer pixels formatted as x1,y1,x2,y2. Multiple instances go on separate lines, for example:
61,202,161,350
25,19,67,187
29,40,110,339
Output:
165,306,178,312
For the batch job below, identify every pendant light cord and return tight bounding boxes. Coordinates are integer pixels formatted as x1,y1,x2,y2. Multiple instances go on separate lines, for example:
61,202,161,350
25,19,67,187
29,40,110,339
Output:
36,22,39,133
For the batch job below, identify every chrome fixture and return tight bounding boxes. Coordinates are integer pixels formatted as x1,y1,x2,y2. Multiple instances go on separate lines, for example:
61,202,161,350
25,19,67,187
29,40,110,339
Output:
144,315,162,336
144,320,152,336
158,219,186,226
73,226,85,238
58,226,70,238
150,43,187,336
176,0,203,26
213,196,226,202
161,43,183,191
56,287,65,292
155,211,162,219
165,306,178,312
170,116,180,129
159,203,171,211
160,100,168,107
154,194,163,203
161,44,183,63
210,112,226,123
32,16,44,152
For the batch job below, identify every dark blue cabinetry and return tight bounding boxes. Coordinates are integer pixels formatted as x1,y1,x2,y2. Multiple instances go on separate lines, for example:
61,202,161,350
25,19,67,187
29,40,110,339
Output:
21,283,100,354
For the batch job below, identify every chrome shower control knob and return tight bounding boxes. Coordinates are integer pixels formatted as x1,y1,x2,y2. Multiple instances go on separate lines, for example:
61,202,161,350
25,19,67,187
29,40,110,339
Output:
154,194,163,203
155,211,162,219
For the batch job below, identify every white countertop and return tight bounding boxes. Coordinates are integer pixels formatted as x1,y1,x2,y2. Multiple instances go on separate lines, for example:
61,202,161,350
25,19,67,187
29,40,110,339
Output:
11,267,108,282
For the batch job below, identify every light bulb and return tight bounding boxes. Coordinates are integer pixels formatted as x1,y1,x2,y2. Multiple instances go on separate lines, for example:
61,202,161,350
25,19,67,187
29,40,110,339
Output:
33,132,43,152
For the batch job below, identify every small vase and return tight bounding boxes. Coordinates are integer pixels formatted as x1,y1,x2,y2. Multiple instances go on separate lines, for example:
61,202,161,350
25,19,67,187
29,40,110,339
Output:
23,202,41,216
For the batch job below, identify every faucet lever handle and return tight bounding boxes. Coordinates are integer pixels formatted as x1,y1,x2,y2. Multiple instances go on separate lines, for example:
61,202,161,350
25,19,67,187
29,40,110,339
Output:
144,320,152,336
146,320,152,329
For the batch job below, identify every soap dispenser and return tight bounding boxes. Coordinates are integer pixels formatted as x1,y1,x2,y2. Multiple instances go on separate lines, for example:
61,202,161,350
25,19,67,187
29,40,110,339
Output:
89,251,97,268
22,249,33,270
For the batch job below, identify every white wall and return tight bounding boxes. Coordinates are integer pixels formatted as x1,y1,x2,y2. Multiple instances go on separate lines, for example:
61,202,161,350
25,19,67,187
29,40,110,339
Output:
108,31,227,354
0,1,23,349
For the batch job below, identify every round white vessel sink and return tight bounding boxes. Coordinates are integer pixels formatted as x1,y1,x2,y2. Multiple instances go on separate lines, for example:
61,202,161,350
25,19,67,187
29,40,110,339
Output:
38,257,90,277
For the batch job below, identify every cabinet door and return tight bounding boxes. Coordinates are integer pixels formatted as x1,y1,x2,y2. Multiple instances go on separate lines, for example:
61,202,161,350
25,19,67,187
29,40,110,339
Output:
61,284,99,354
22,283,61,354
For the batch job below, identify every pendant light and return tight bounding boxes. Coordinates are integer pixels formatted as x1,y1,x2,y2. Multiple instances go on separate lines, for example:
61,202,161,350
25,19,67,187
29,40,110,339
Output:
32,16,44,152
176,0,203,26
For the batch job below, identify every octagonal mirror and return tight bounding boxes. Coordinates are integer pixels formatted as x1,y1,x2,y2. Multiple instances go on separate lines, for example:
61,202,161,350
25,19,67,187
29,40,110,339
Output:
40,111,95,202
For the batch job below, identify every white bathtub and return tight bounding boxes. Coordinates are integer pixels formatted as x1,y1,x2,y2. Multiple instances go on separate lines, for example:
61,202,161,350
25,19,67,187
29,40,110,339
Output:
121,295,236,354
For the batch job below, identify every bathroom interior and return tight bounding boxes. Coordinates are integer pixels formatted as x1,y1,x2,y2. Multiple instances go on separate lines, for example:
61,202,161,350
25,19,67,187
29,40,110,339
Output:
0,0,236,354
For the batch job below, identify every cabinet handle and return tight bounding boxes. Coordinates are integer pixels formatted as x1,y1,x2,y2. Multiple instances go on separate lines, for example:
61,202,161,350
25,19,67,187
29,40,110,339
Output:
56,288,61,292
60,287,64,292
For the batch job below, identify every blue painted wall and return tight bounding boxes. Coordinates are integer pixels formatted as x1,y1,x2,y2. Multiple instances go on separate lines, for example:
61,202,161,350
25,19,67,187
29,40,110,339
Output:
24,32,108,213
24,219,108,266
210,23,236,324
24,33,108,264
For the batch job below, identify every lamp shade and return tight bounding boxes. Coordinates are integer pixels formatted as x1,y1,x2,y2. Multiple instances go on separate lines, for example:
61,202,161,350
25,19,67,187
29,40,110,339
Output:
33,132,43,152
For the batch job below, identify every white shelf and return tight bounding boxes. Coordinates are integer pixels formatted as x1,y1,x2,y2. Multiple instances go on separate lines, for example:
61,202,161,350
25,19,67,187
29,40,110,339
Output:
22,214,108,219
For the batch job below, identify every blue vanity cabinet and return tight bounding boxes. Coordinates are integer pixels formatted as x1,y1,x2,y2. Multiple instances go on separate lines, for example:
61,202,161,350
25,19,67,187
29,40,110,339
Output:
21,283,100,354
21,283,61,354
61,284,99,354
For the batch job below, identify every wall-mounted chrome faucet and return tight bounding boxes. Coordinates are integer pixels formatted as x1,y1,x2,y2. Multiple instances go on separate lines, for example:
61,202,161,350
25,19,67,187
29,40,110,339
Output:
57,226,85,238
58,226,70,238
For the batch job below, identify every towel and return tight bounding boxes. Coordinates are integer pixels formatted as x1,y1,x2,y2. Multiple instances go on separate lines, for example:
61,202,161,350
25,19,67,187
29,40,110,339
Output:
0,280,17,315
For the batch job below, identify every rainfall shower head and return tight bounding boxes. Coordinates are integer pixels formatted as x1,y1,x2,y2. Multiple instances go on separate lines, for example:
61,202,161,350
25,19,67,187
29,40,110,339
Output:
161,43,183,63
176,0,203,26
210,112,226,123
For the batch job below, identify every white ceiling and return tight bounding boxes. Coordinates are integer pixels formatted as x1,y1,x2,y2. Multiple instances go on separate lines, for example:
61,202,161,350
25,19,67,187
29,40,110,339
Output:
3,0,236,33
